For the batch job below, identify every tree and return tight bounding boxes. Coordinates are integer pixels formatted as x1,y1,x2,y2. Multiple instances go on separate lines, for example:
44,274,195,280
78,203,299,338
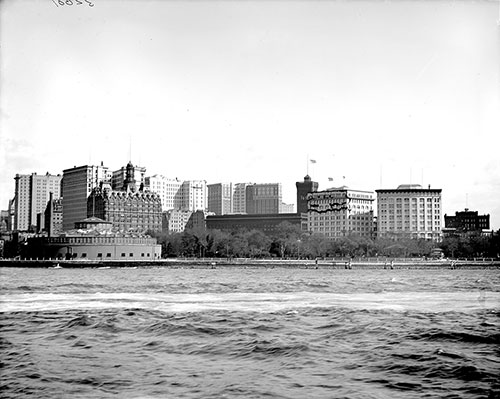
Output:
246,229,271,258
270,222,302,258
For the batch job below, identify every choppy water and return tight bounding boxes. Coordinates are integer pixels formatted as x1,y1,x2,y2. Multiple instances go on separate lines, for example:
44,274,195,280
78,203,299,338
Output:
1,266,499,398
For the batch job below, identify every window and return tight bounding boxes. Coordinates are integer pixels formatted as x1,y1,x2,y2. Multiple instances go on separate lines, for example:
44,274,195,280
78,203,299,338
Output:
129,253,133,257
121,253,126,257
81,253,87,258
106,253,111,257
97,253,102,258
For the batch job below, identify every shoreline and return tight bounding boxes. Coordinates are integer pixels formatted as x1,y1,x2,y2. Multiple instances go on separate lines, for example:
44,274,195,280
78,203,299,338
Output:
1,258,499,269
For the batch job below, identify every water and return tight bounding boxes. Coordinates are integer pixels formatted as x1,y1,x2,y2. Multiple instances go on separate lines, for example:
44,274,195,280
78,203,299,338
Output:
1,266,499,398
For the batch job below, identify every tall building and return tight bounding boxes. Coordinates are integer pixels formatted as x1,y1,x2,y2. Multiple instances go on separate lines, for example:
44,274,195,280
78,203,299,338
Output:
246,183,282,214
13,174,30,231
376,184,442,241
44,193,63,237
207,183,233,215
182,180,207,212
13,172,62,231
62,164,111,231
145,175,184,211
232,183,252,214
145,176,206,212
444,209,490,232
296,175,318,214
306,187,374,239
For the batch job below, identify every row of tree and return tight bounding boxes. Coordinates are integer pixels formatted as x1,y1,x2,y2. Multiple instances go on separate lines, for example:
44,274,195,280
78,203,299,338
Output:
150,222,500,259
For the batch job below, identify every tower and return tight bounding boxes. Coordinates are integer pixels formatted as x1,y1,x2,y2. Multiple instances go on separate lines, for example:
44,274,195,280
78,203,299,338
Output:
296,175,318,214
123,161,137,193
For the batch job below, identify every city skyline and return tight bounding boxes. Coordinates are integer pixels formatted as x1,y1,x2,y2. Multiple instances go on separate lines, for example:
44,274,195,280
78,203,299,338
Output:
1,0,499,229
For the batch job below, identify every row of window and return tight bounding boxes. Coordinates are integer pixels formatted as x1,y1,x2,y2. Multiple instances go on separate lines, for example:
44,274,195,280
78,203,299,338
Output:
75,252,152,258
379,197,440,203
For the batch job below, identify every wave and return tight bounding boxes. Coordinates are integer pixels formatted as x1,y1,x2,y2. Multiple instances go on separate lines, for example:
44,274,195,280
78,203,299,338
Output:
1,291,499,313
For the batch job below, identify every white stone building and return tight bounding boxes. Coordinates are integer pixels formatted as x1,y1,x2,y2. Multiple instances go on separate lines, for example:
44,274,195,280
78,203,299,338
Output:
14,172,62,231
306,186,374,239
145,176,206,212
376,184,442,241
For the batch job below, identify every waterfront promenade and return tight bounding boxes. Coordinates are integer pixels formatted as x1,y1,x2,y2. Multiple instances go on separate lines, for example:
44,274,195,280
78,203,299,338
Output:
0,257,498,269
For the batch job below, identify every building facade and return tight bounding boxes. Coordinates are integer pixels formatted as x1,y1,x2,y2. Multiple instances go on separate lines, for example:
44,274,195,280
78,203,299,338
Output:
444,209,490,233
27,217,161,260
14,172,62,231
232,183,252,214
186,210,215,231
296,175,319,214
182,180,207,212
206,213,306,234
145,175,184,211
62,164,112,231
88,187,162,233
281,202,295,214
246,183,282,214
163,209,193,233
207,183,233,215
376,184,442,241
13,174,30,231
44,193,63,237
145,176,207,212
306,187,374,239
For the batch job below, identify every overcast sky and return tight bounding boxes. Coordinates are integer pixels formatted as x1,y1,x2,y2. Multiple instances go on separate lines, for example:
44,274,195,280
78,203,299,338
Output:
1,0,499,228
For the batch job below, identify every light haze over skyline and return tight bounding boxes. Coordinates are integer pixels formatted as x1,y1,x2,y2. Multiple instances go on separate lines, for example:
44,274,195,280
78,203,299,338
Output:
1,0,499,229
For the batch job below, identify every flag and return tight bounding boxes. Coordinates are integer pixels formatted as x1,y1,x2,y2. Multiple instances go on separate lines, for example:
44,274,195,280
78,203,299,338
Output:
310,159,317,164
328,177,333,181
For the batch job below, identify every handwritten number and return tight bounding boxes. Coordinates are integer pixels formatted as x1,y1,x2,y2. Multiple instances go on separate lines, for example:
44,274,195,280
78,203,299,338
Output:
53,0,94,7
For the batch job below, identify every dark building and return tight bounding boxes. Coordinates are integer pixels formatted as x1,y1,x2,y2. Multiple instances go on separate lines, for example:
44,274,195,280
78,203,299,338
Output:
186,210,215,231
245,183,282,214
444,209,490,232
296,175,318,214
206,213,306,234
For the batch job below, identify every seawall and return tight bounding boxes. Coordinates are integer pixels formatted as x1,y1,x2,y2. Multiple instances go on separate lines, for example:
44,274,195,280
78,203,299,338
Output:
0,258,499,269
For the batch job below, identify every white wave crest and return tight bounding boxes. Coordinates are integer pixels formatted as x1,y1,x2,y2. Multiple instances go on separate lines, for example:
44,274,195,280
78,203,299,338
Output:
1,291,499,313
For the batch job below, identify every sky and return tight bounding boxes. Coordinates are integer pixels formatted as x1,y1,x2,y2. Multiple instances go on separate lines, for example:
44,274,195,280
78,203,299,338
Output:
1,0,499,228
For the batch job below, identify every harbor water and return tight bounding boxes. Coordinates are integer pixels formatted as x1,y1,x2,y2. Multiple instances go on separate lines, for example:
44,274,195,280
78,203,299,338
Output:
1,266,499,398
